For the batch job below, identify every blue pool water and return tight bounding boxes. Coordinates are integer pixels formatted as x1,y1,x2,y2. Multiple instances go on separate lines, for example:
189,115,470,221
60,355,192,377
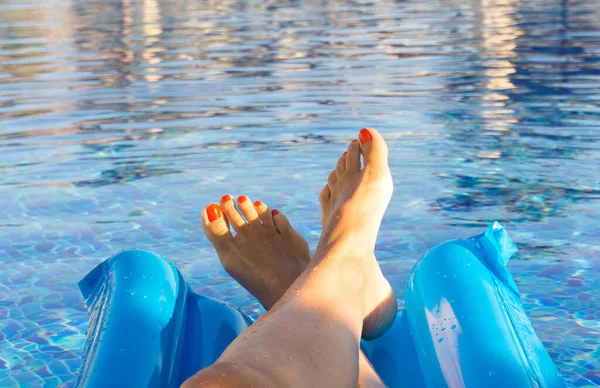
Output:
0,0,599,386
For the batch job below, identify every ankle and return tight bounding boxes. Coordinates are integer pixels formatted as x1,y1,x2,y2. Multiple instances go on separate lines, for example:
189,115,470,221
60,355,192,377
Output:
289,257,369,315
315,230,375,261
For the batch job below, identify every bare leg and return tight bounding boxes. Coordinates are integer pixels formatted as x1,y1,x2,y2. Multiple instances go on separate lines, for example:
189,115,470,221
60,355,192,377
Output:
183,128,395,388
197,194,386,386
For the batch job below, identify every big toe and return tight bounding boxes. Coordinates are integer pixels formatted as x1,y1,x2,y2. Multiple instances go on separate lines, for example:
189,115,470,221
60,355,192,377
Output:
201,203,233,248
358,127,388,170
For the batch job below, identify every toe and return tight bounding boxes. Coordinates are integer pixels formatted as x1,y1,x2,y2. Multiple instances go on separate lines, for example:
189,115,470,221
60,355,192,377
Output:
220,194,247,233
201,203,233,246
319,185,331,226
346,139,361,172
319,184,331,205
237,195,261,226
253,200,275,229
335,152,347,177
358,127,388,169
271,209,292,234
327,170,337,187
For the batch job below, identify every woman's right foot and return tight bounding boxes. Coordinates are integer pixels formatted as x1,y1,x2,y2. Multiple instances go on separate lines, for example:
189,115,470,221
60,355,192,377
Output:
201,196,311,310
313,127,397,340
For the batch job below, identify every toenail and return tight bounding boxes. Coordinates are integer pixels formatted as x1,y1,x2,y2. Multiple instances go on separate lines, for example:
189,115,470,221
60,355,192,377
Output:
253,200,262,207
352,139,358,143
221,194,233,203
359,128,372,144
238,196,248,204
206,204,222,222
343,151,347,155
271,209,279,216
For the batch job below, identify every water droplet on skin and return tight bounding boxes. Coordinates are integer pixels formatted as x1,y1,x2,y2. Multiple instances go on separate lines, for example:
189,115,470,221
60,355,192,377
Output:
442,328,446,331
438,338,444,343
451,324,457,329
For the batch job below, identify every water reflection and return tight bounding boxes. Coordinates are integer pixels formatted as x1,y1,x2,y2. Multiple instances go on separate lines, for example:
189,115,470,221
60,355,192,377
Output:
431,0,600,224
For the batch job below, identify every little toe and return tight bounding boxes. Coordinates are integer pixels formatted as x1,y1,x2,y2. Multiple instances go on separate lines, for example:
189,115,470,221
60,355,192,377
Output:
346,139,361,172
327,170,338,187
319,185,331,205
335,152,347,177
237,195,261,226
253,200,275,229
220,194,247,232
201,203,233,246
358,127,388,170
271,209,292,234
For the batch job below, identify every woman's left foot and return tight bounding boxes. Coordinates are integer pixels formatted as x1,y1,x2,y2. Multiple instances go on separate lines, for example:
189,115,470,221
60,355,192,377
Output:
201,196,311,310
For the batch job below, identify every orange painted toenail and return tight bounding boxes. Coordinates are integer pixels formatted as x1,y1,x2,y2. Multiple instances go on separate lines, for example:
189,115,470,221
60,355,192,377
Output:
237,196,248,204
206,204,221,222
359,128,372,144
253,200,262,207
220,194,233,203
271,209,279,216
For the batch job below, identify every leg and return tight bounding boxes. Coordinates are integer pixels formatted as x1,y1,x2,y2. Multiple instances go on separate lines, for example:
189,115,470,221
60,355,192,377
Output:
197,190,386,383
359,351,387,388
183,128,395,387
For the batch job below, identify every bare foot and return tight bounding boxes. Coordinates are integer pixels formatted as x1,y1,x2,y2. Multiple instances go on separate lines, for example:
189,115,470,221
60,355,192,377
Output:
202,195,386,387
201,196,311,310
314,127,397,340
188,128,394,388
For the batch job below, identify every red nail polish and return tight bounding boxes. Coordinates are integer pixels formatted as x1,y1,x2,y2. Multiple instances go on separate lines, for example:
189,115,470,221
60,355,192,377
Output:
343,151,347,155
271,209,279,216
221,194,233,203
359,128,372,144
237,196,248,204
206,204,222,222
352,139,358,143
253,200,262,207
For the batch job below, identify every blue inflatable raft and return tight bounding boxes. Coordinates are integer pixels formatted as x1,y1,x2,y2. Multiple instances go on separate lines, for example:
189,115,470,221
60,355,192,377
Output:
76,222,565,387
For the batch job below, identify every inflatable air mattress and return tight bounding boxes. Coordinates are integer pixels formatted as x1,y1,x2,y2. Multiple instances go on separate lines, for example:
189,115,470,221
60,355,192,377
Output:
76,222,565,387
